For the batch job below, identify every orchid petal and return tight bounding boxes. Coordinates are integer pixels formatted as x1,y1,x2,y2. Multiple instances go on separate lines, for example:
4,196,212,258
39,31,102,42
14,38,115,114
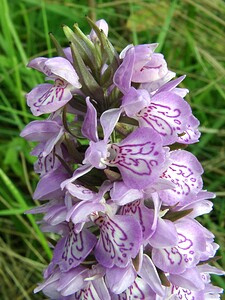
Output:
82,97,98,142
61,164,93,190
44,57,81,88
20,120,62,142
137,91,192,145
108,127,165,189
121,200,154,241
113,47,135,94
111,277,157,299
139,254,164,296
52,228,97,271
94,214,142,268
57,266,88,296
110,181,143,205
33,167,69,200
27,80,72,116
152,218,206,274
100,107,122,141
169,267,205,291
159,150,203,206
122,87,150,117
105,264,136,294
66,182,95,201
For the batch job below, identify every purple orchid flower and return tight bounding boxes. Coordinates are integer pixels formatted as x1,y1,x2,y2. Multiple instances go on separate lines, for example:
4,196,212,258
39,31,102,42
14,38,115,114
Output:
120,76,199,146
164,264,224,299
93,213,142,268
114,44,169,94
20,116,65,155
52,223,97,272
61,97,167,190
110,276,158,299
159,149,204,206
20,18,224,300
27,57,81,116
151,217,212,275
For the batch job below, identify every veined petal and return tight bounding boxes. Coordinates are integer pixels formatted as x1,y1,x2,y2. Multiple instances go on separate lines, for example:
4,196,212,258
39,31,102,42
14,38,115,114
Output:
178,115,201,144
111,277,157,299
159,150,203,206
52,227,97,271
165,285,204,299
121,200,154,241
152,218,206,274
33,148,61,177
27,80,73,116
132,53,168,83
66,182,95,201
94,214,142,268
136,91,192,145
108,127,166,189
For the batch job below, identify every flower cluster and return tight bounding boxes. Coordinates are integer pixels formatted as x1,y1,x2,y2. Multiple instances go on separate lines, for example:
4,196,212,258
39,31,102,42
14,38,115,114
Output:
21,18,224,299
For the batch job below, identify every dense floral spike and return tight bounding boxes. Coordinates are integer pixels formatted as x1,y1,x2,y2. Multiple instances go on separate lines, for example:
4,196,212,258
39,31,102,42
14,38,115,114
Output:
22,18,224,300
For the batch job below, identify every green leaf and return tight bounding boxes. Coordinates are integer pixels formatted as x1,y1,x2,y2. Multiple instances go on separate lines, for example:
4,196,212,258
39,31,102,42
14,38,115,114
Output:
63,25,97,73
164,208,193,222
86,16,119,67
70,42,104,102
49,32,66,57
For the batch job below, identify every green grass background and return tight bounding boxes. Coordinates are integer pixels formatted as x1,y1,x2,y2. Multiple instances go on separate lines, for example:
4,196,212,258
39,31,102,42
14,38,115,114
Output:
0,0,224,299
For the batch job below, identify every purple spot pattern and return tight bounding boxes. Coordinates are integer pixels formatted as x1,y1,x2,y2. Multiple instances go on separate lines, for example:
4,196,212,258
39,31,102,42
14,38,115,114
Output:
61,225,84,267
95,215,135,267
137,103,182,137
75,286,95,300
178,125,200,144
34,78,67,112
161,163,198,197
116,278,148,300
35,150,59,176
171,285,195,300
163,233,194,267
108,141,159,176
